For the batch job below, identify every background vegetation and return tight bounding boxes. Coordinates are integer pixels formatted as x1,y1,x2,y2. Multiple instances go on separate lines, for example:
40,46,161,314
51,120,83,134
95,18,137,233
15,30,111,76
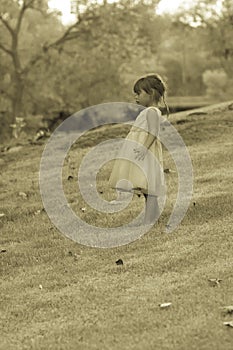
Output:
0,0,233,141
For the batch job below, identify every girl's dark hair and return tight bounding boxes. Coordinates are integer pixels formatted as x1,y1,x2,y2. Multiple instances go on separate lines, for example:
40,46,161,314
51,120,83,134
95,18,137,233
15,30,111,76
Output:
133,74,169,117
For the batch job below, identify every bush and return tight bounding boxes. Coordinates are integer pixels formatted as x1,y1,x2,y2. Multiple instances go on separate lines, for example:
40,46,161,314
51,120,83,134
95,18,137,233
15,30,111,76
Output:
202,69,228,100
0,112,12,143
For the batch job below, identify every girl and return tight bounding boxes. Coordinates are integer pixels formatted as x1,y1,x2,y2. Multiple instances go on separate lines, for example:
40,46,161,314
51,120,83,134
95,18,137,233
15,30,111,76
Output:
109,74,169,225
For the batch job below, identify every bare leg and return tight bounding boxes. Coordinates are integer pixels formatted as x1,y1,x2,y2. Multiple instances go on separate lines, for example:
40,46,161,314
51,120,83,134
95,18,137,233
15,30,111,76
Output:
143,193,160,225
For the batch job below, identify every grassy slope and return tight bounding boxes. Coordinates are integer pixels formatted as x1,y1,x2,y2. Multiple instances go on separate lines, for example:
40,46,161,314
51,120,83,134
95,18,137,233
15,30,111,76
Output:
0,106,233,350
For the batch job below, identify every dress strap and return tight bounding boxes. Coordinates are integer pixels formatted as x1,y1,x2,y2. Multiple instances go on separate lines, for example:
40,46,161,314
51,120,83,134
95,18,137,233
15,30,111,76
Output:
148,106,161,114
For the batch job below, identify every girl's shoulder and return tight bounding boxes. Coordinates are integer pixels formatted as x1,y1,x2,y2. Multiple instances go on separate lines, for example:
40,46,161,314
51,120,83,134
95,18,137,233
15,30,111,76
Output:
139,106,161,116
146,106,161,115
138,107,161,120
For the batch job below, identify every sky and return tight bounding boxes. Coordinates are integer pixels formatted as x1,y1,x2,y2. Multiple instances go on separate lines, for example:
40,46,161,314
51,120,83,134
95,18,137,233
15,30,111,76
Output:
156,0,191,15
48,0,192,25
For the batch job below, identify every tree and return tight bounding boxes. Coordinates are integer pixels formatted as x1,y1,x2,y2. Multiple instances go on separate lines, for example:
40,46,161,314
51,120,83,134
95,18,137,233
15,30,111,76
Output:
177,0,233,76
0,0,103,125
0,1,48,122
0,0,161,131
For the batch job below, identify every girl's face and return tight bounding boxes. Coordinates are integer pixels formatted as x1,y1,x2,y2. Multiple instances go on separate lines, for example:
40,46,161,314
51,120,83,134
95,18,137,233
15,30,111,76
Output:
134,89,154,107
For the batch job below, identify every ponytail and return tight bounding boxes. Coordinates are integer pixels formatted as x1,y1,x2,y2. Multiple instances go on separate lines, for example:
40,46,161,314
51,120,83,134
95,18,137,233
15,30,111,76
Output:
162,95,170,119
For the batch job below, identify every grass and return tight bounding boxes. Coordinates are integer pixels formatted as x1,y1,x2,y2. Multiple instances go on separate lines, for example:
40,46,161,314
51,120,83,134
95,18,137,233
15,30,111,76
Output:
0,107,233,349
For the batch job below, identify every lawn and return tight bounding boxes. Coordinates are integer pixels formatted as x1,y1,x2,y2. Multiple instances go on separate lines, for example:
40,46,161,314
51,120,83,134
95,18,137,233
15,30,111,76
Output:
0,103,233,350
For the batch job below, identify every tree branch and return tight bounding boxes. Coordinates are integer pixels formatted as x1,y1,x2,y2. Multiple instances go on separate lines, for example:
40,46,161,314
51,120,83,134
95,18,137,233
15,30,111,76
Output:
23,0,35,9
0,15,15,37
43,12,98,49
22,14,97,74
15,0,34,34
0,42,13,56
45,20,82,49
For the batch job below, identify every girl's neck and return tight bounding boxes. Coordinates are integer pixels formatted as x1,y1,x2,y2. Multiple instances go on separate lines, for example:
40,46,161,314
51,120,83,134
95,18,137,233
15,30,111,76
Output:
148,102,158,107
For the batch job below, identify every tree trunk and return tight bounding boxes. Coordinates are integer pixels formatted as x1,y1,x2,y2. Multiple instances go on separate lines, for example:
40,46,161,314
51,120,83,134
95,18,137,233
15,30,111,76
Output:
12,72,24,121
10,32,25,137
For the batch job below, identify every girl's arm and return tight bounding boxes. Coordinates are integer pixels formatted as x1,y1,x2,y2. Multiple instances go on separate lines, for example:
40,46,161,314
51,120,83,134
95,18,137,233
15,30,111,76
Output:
133,133,155,160
144,108,160,148
146,108,160,137
134,109,160,160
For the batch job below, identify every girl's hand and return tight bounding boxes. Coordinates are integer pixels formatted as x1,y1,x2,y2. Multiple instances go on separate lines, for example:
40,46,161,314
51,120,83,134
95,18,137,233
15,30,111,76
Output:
133,147,147,161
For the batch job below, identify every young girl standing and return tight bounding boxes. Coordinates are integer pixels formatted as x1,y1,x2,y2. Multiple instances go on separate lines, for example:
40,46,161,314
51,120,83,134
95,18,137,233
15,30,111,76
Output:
109,74,168,225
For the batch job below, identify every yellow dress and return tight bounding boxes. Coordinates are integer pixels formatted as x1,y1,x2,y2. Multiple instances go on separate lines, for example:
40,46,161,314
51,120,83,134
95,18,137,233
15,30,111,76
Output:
109,107,165,196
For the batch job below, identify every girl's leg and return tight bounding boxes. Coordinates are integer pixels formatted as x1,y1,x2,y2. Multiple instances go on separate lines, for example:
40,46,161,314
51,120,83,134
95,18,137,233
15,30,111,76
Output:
143,193,160,225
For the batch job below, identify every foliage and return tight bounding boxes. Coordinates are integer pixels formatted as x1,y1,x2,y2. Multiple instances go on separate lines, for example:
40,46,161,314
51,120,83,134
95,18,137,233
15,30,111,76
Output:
202,69,232,100
0,0,232,141
177,0,233,75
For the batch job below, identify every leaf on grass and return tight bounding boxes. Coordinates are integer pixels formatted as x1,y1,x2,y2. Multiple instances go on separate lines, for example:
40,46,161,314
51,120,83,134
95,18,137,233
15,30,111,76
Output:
67,175,74,180
39,284,43,289
208,278,222,287
116,259,123,265
18,192,27,198
159,303,172,308
0,249,7,253
220,306,233,314
34,210,41,215
68,251,80,259
164,168,175,174
81,207,86,212
223,321,233,328
34,129,50,142
0,213,5,218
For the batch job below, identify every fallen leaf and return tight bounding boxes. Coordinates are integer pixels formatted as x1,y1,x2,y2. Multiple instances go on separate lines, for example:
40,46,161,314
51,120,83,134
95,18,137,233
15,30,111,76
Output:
0,213,5,218
7,146,23,153
1,146,10,152
67,175,74,180
116,259,123,266
39,284,43,289
208,278,222,287
81,207,86,212
164,168,170,173
18,192,27,198
0,249,7,253
34,210,41,215
164,168,176,174
68,251,80,260
223,321,233,328
220,306,233,314
159,303,172,309
34,129,50,141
